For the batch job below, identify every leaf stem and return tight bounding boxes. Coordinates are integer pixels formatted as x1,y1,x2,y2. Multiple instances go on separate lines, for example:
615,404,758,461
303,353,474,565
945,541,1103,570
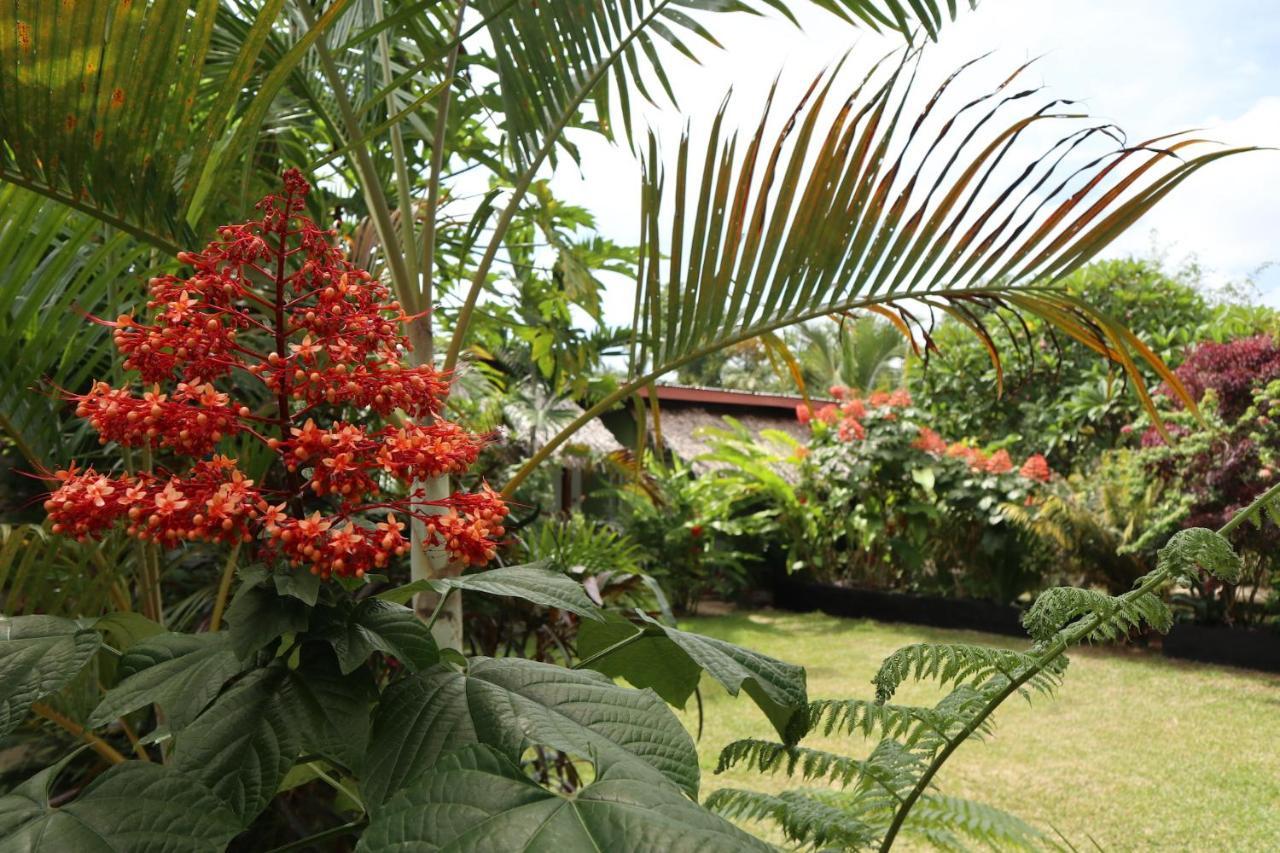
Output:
263,819,366,853
209,542,242,632
31,703,127,766
572,627,646,670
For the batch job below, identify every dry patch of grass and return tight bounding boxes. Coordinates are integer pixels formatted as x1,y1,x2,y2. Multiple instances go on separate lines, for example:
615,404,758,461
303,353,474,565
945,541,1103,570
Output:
677,611,1280,851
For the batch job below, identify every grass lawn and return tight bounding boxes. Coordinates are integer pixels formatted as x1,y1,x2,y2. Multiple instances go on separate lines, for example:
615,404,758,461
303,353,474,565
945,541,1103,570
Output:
675,611,1280,851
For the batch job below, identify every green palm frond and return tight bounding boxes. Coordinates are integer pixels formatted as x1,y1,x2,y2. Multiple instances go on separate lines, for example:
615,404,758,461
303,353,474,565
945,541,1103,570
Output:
478,0,971,168
0,524,132,617
0,185,151,469
506,50,1253,494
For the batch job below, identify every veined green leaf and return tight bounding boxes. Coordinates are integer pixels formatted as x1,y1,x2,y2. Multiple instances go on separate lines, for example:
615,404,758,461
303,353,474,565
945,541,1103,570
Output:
358,744,771,852
361,656,699,806
0,615,101,737
578,611,808,741
0,759,240,852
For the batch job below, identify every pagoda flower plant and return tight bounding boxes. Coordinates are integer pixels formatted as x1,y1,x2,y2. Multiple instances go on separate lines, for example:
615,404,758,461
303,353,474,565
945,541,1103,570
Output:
44,170,507,611
1,174,819,850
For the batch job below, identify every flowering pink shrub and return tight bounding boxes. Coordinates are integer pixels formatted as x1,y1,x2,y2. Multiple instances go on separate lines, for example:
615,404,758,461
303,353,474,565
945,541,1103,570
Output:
43,171,506,579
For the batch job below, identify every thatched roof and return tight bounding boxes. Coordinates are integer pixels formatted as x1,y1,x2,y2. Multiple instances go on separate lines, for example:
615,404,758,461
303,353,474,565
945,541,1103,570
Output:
657,407,808,474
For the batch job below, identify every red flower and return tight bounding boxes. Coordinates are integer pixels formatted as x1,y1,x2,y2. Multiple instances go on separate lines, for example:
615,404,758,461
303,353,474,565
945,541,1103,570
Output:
1019,454,1053,482
795,404,811,424
984,449,1014,474
43,171,504,580
912,427,947,455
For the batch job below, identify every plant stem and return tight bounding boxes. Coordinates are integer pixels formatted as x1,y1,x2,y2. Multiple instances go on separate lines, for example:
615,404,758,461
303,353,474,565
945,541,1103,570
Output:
425,586,454,632
263,820,366,853
416,0,468,345
572,627,646,670
209,542,242,632
31,703,127,766
877,475,1280,850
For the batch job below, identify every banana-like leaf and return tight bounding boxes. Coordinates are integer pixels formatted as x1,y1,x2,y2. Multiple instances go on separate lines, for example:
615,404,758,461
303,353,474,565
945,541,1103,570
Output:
505,51,1256,492
478,0,971,168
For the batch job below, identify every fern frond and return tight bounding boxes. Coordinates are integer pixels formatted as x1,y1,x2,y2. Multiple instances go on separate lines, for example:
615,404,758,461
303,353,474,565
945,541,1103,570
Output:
873,643,1063,703
1023,586,1172,643
716,738,925,799
705,787,879,850
907,794,1049,851
805,697,989,747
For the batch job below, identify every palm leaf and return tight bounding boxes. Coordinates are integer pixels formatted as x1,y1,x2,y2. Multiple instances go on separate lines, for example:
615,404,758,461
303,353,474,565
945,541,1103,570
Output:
477,0,971,169
503,51,1255,493
0,524,132,617
0,185,151,469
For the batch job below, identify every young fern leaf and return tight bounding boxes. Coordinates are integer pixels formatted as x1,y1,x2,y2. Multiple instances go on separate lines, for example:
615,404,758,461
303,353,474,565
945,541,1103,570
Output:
717,738,925,799
906,794,1049,851
1023,587,1172,643
872,643,1064,703
805,695,996,747
705,787,879,850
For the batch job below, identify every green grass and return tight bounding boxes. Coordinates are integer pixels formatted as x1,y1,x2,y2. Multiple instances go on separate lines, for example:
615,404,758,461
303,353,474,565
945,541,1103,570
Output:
673,611,1280,851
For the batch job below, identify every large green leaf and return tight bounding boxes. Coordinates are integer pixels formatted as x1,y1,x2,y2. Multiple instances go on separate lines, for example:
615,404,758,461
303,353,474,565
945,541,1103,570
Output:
579,611,808,741
378,561,602,619
0,615,101,736
286,645,377,771
317,598,440,674
224,579,311,660
0,759,241,852
361,656,699,806
358,744,771,852
171,665,300,824
87,631,243,731
507,52,1255,491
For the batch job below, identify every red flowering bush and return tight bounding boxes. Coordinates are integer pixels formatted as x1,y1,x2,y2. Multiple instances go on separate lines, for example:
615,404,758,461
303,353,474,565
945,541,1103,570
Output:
789,387,1056,601
43,171,506,579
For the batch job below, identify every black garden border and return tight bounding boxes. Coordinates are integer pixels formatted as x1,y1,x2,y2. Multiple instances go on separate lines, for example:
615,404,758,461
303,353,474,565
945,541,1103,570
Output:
772,578,1280,672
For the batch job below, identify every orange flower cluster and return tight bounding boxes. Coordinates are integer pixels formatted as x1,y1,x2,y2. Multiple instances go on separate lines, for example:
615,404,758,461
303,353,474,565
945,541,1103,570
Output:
797,386,1055,483
73,381,245,456
44,171,505,580
797,387,913,440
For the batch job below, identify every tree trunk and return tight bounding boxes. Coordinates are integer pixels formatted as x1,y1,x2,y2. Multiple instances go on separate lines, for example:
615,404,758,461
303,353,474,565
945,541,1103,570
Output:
412,474,463,650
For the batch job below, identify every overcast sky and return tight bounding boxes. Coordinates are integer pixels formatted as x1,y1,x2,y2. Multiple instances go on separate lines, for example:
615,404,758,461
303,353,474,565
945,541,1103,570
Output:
547,0,1280,328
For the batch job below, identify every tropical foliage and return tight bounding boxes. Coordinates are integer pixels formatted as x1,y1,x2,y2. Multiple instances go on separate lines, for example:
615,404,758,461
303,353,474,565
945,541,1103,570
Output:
0,0,1263,850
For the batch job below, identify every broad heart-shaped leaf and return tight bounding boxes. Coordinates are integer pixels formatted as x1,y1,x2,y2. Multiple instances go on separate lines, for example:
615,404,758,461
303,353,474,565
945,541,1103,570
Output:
358,744,771,853
360,656,699,807
88,632,243,732
171,665,300,825
225,580,311,660
377,561,602,619
285,644,376,771
578,612,809,742
317,598,439,675
0,759,241,852
0,616,101,736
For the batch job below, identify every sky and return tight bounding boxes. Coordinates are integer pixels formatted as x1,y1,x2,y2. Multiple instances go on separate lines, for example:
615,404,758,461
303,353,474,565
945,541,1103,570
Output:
548,0,1280,328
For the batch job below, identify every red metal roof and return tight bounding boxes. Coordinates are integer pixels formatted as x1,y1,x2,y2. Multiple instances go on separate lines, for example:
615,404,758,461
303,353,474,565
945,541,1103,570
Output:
636,383,826,412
